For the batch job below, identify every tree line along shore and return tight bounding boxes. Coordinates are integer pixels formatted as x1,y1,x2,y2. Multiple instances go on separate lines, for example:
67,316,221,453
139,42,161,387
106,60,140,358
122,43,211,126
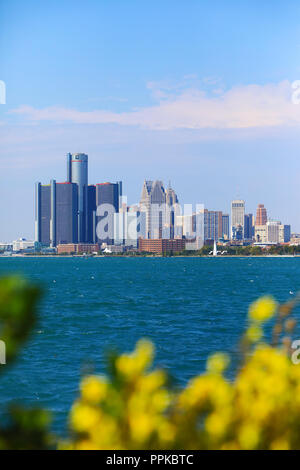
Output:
5,244,300,258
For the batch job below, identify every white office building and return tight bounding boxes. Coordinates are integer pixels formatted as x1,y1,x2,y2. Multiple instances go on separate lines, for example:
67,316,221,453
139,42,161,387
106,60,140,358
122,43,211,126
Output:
12,238,35,252
266,220,281,244
231,200,245,240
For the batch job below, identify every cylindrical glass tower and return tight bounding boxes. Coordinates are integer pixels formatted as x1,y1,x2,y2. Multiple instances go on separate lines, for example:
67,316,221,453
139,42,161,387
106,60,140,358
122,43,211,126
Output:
66,153,88,242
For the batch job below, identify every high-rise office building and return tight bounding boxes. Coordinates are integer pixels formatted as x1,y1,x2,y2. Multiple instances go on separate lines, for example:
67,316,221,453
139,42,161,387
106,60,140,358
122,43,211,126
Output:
255,225,267,243
55,182,78,245
255,204,267,226
175,214,195,239
140,180,166,239
165,185,178,206
67,153,88,242
117,181,123,206
96,182,119,211
255,222,291,244
204,210,223,241
222,214,230,239
279,225,291,243
35,155,124,247
266,220,280,244
175,210,204,244
35,182,51,245
35,180,78,246
114,206,146,248
165,184,179,239
244,213,254,240
35,180,57,246
87,185,96,244
95,182,120,244
231,200,245,239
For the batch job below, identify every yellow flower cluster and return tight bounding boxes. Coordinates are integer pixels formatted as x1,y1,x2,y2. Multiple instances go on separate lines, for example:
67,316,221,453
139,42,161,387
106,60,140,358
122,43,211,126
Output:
248,295,277,322
61,340,173,450
61,295,300,450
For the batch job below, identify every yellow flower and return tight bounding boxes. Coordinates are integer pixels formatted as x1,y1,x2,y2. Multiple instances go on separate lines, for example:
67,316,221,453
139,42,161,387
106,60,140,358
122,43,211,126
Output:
151,389,170,412
178,375,212,408
70,402,100,433
157,421,175,444
270,438,290,450
248,296,277,322
115,339,154,378
137,370,166,393
129,413,154,443
81,375,108,404
135,339,154,371
89,415,119,447
76,439,98,450
238,424,260,450
205,412,229,438
246,324,263,342
61,317,300,451
115,354,137,377
220,441,240,450
207,353,229,374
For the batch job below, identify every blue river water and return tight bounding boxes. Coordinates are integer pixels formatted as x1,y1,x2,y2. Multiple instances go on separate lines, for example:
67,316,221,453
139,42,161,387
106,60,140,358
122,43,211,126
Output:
0,256,299,435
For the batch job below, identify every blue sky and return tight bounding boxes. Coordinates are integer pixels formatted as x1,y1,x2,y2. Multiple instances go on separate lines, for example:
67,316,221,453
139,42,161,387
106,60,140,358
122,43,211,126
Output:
1,0,300,240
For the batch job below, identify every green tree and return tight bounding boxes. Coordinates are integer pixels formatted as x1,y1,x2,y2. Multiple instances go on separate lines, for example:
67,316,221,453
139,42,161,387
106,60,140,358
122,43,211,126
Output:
0,277,52,449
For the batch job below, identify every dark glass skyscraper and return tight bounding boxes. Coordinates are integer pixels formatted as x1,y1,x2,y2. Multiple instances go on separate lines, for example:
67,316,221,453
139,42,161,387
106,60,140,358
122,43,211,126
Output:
244,213,254,240
222,214,230,239
35,154,122,247
35,180,78,246
95,183,120,244
35,181,56,246
55,183,78,245
87,185,96,244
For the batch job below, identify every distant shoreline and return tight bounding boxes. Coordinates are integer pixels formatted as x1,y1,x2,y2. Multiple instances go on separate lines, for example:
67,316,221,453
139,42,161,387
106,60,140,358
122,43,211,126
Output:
1,254,300,259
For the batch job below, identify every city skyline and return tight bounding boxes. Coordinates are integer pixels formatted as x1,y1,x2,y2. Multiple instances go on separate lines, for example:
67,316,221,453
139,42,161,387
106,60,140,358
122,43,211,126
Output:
27,152,292,253
1,1,300,240
1,149,295,244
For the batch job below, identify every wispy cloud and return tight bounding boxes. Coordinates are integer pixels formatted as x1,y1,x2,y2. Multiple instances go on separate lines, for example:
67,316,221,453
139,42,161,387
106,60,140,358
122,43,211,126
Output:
9,80,300,131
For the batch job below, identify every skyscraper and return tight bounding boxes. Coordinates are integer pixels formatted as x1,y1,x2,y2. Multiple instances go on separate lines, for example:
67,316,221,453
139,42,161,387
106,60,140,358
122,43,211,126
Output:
204,210,223,241
279,225,291,243
95,182,120,244
35,182,51,246
231,200,245,240
255,204,267,226
66,153,88,242
255,225,267,243
35,180,78,246
222,214,230,239
114,206,146,248
165,184,179,239
117,181,123,206
244,213,254,240
266,220,281,244
87,185,96,244
140,180,166,239
55,182,78,245
165,185,178,206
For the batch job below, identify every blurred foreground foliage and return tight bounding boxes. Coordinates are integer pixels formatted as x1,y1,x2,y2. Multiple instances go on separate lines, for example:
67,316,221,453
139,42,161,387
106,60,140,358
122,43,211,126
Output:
62,294,300,450
1,276,300,449
0,277,52,449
